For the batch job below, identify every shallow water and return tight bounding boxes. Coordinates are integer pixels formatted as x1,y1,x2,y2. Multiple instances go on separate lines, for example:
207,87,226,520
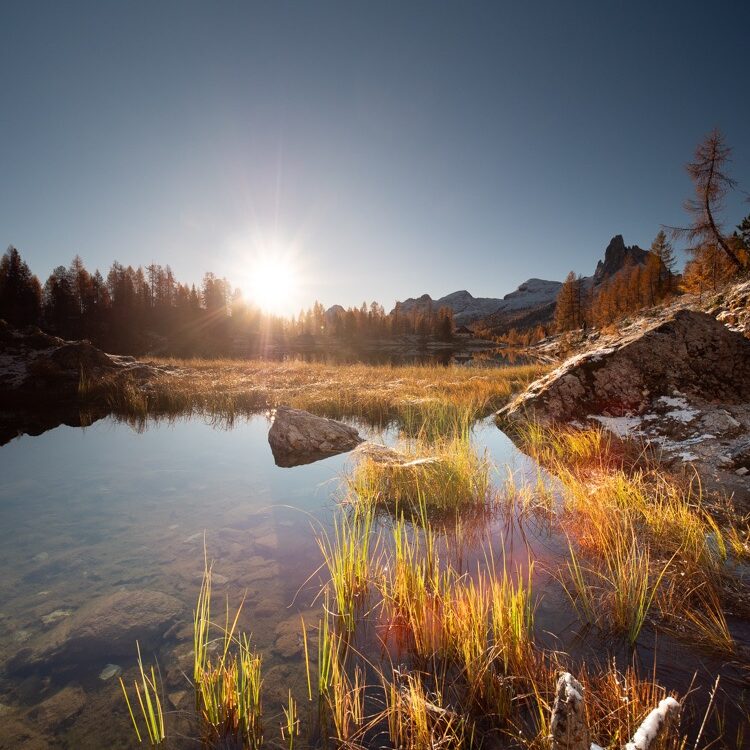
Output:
0,416,747,748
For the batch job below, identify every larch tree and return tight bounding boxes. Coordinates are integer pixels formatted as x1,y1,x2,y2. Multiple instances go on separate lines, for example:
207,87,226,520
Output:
674,129,744,271
555,271,585,332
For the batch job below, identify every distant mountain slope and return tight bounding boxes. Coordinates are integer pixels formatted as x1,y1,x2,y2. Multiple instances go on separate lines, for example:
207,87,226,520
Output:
390,279,563,325
477,235,655,334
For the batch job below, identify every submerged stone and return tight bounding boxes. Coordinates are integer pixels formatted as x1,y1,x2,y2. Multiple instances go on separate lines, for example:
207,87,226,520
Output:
6,589,183,673
98,663,122,681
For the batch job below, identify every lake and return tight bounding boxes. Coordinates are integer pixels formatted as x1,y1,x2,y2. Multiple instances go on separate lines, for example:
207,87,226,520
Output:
0,415,746,748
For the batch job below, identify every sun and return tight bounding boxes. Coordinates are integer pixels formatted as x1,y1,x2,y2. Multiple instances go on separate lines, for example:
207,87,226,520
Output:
246,252,299,314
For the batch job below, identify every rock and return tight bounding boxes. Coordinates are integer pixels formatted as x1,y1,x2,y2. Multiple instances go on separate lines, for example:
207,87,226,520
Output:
593,234,650,284
499,310,750,504
40,609,72,626
352,441,442,468
626,697,680,750
500,311,750,424
168,690,187,708
98,663,122,681
550,672,589,750
268,407,363,467
7,589,183,672
0,322,173,443
0,711,52,750
273,609,320,659
31,685,86,731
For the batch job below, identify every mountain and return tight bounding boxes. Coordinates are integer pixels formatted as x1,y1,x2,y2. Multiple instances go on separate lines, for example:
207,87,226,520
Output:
390,280,563,325
592,234,649,285
476,235,654,334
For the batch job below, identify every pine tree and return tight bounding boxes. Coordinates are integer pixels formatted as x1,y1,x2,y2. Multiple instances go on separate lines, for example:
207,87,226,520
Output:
0,246,42,326
555,271,584,332
650,230,675,294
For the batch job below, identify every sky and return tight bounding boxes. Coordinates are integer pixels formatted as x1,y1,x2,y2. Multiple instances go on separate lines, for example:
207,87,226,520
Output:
1,1,748,314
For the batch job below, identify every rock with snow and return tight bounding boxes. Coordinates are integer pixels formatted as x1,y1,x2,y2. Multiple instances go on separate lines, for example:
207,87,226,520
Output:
625,697,680,750
499,310,750,423
268,407,363,467
549,672,589,750
0,321,168,406
499,310,750,503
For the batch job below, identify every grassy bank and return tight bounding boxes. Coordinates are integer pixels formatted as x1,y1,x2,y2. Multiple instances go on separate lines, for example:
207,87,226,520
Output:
81,358,548,431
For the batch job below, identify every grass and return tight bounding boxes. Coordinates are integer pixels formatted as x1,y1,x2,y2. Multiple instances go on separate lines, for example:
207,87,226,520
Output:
119,641,166,746
192,560,264,749
347,432,494,520
317,504,377,631
80,357,548,431
516,422,743,651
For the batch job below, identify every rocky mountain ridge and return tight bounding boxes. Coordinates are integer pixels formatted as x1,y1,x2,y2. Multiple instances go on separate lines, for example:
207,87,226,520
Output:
388,234,652,330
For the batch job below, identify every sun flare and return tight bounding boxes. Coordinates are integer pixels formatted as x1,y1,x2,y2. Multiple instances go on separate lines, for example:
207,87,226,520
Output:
246,253,299,314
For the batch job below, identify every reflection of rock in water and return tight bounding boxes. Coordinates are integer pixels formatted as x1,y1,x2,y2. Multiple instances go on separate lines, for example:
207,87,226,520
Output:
267,406,363,467
0,407,108,447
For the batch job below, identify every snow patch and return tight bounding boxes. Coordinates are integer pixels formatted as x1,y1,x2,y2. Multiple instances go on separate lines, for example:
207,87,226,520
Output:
589,414,642,437
625,697,680,750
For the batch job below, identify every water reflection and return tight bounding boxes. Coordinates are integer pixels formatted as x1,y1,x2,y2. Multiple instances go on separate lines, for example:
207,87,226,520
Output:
0,416,746,748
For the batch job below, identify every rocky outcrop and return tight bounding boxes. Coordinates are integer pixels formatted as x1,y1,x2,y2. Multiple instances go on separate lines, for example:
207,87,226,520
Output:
0,321,166,406
31,686,87,731
7,589,183,673
499,310,750,503
593,234,650,284
267,407,363,467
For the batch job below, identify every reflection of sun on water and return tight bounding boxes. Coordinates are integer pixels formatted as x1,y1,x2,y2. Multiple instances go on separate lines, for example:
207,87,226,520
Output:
245,253,299,314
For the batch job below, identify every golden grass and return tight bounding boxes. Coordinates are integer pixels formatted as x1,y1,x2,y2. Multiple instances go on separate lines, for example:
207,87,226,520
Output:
82,357,548,431
517,422,742,652
348,433,494,520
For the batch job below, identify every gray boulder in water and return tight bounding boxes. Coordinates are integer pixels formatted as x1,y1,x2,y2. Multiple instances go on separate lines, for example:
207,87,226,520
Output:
268,406,363,467
7,589,183,672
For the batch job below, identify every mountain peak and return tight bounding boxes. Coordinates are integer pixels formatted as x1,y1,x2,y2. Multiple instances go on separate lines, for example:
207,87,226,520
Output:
594,235,649,283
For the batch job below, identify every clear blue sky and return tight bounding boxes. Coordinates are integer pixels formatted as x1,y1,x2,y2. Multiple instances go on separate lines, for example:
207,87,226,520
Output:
2,1,748,312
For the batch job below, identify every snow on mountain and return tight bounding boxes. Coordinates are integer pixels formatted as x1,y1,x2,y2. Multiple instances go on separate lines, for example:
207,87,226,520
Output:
390,279,562,325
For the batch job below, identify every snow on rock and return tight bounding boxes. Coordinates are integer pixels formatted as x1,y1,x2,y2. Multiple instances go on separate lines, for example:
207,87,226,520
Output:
625,697,680,750
498,309,750,505
550,672,589,750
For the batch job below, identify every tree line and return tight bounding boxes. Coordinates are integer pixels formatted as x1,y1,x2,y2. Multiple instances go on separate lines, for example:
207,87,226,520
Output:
555,130,749,334
0,250,455,356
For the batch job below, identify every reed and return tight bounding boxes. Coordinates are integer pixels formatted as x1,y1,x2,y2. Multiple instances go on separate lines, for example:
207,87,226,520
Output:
281,689,299,750
383,671,469,750
562,530,672,644
317,504,376,631
119,641,166,746
192,563,264,749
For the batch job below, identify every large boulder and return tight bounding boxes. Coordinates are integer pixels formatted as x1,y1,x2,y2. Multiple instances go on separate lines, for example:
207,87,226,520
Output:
499,311,750,424
268,407,363,467
7,589,183,673
498,310,750,503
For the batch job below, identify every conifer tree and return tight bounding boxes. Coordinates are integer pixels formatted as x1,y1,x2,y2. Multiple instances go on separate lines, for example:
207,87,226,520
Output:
674,129,744,271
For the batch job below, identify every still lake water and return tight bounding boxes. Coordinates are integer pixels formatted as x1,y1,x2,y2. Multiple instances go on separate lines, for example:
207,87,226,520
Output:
0,416,747,748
